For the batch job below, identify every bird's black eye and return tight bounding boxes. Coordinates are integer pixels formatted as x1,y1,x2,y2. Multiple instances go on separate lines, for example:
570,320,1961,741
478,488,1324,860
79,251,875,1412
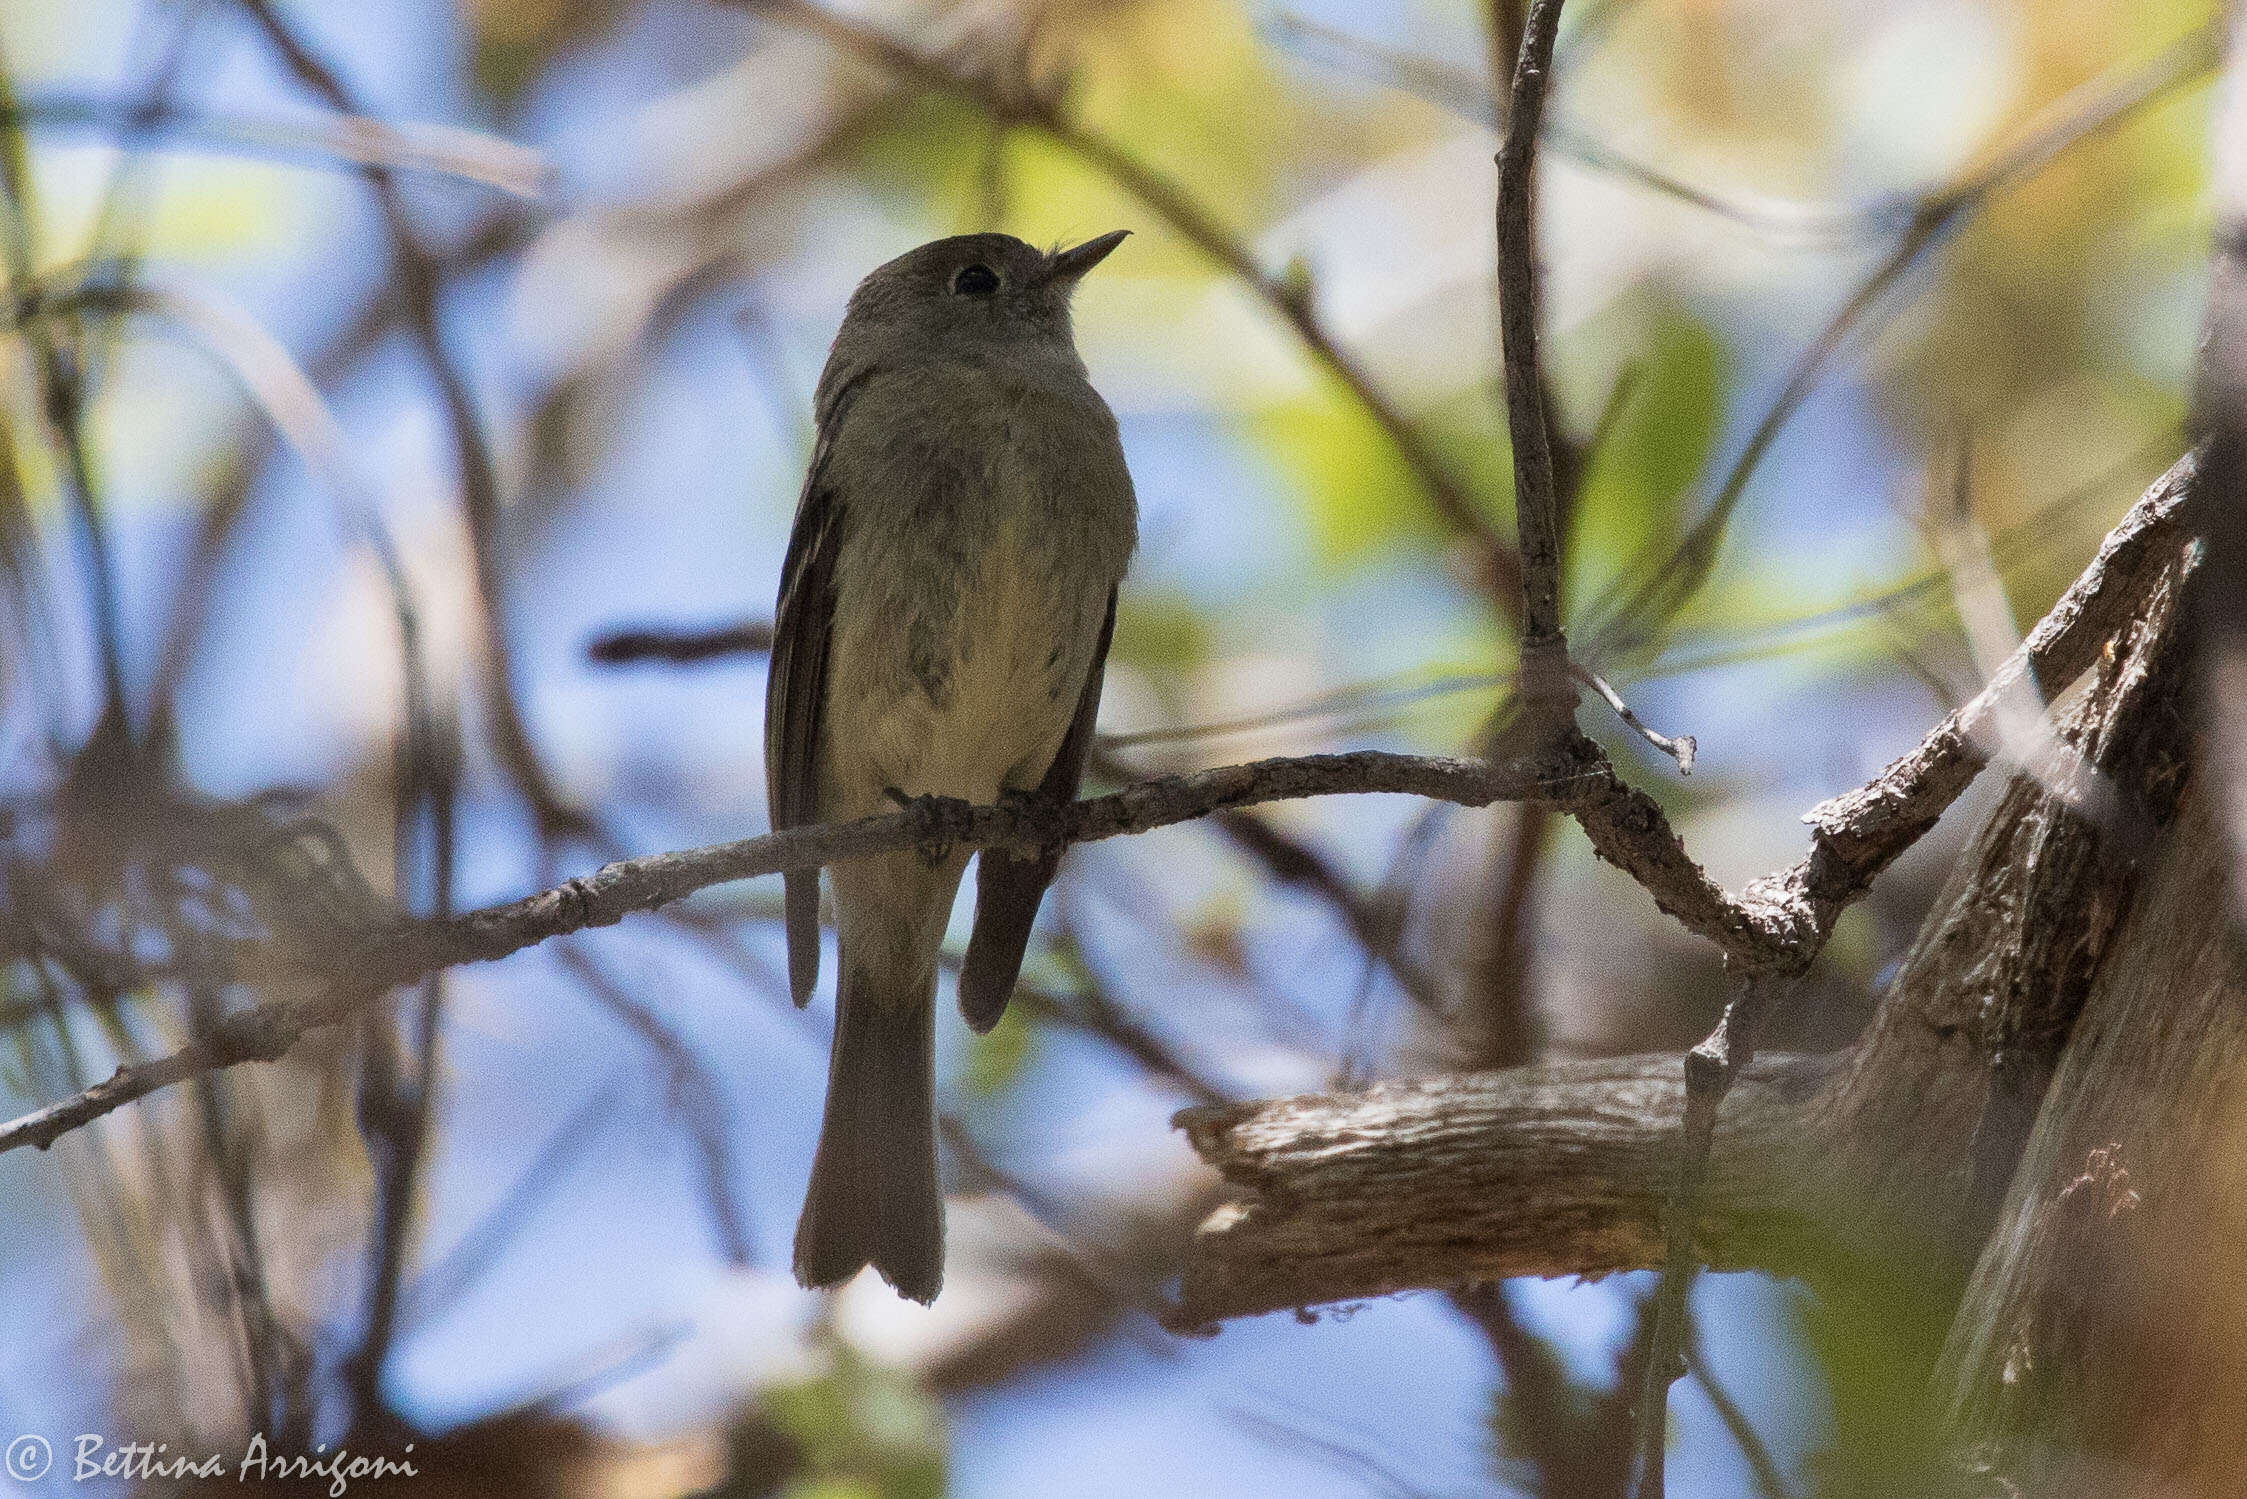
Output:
951,263,1000,296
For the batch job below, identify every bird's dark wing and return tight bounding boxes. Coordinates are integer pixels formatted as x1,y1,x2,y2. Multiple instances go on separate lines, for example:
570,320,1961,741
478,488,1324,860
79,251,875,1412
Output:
957,585,1117,1033
766,377,865,1006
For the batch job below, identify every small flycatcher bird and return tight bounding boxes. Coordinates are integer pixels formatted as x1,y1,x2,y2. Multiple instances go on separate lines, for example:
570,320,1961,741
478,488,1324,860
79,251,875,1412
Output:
768,231,1137,1302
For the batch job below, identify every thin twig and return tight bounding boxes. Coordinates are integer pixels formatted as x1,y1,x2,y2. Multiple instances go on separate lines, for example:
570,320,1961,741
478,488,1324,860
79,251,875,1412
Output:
554,943,756,1264
1492,0,1699,791
1581,23,2219,668
1266,10,1890,248
400,1078,626,1334
237,0,590,841
587,621,775,664
1796,451,2194,892
0,61,130,725
1574,662,1695,772
1687,1329,1794,1499
1496,0,1569,663
1229,1406,1441,1499
1093,738,1449,1019
0,454,2191,1158
1084,438,2165,755
1930,442,2113,825
1643,438,2172,682
1453,803,1552,1070
1634,973,1784,1499
7,93,554,197
1208,806,1447,1018
141,205,525,737
1036,912,1231,1110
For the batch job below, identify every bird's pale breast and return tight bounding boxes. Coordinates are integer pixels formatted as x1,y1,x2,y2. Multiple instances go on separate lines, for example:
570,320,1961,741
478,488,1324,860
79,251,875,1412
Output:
817,363,1131,822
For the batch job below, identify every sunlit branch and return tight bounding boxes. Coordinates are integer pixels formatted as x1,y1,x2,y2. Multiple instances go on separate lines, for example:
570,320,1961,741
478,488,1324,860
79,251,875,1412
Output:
4,93,554,198
1495,0,1569,670
1265,10,1888,247
237,0,591,843
0,426,2192,1299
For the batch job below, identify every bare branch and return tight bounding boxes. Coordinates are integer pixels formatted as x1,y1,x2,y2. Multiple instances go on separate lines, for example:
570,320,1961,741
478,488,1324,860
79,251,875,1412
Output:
0,749,1554,1156
586,621,775,664
1177,531,2200,1326
5,92,554,197
1171,1051,1835,1327
1496,0,1569,659
1797,451,2194,894
0,449,2193,1167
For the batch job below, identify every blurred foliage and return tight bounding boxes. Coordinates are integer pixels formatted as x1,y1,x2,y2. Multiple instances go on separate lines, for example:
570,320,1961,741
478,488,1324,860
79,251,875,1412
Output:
961,998,1037,1097
0,0,2231,1494
1564,295,1726,609
1790,1265,1972,1499
466,0,634,102
762,1347,946,1499
1253,372,1455,569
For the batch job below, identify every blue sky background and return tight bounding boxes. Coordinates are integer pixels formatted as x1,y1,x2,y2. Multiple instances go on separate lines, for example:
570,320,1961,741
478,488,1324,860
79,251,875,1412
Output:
0,0,2220,1492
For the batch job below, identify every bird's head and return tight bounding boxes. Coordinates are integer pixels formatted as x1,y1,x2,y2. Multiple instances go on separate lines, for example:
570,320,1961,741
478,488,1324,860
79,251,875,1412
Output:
836,230,1129,357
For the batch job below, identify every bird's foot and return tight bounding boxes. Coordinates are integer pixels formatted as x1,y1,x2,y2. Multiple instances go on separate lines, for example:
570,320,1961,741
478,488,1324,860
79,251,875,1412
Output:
885,788,969,865
991,785,1064,857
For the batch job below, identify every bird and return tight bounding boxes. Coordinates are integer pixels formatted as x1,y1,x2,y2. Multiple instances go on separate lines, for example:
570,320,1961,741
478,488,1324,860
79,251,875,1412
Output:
766,230,1137,1302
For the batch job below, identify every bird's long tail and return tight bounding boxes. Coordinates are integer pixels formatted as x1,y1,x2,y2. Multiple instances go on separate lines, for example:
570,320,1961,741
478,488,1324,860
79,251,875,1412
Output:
793,970,943,1303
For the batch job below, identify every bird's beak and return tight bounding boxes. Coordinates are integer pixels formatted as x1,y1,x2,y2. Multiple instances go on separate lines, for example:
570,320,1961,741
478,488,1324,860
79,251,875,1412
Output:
1044,229,1131,287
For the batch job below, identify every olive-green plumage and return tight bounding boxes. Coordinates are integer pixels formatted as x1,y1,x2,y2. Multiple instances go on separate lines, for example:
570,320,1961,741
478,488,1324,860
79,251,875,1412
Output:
767,231,1136,1302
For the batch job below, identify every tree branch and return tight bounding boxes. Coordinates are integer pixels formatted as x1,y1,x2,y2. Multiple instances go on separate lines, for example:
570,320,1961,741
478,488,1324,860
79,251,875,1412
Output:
1176,519,2201,1327
1172,1052,1836,1327
0,456,2193,1165
0,750,1551,1156
1794,450,2194,896
1496,0,1568,659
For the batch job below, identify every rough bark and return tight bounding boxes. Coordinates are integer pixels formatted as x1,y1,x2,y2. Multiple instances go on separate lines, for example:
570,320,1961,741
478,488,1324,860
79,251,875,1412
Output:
1174,543,2200,1329
1937,789,2247,1495
1171,1052,1833,1326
